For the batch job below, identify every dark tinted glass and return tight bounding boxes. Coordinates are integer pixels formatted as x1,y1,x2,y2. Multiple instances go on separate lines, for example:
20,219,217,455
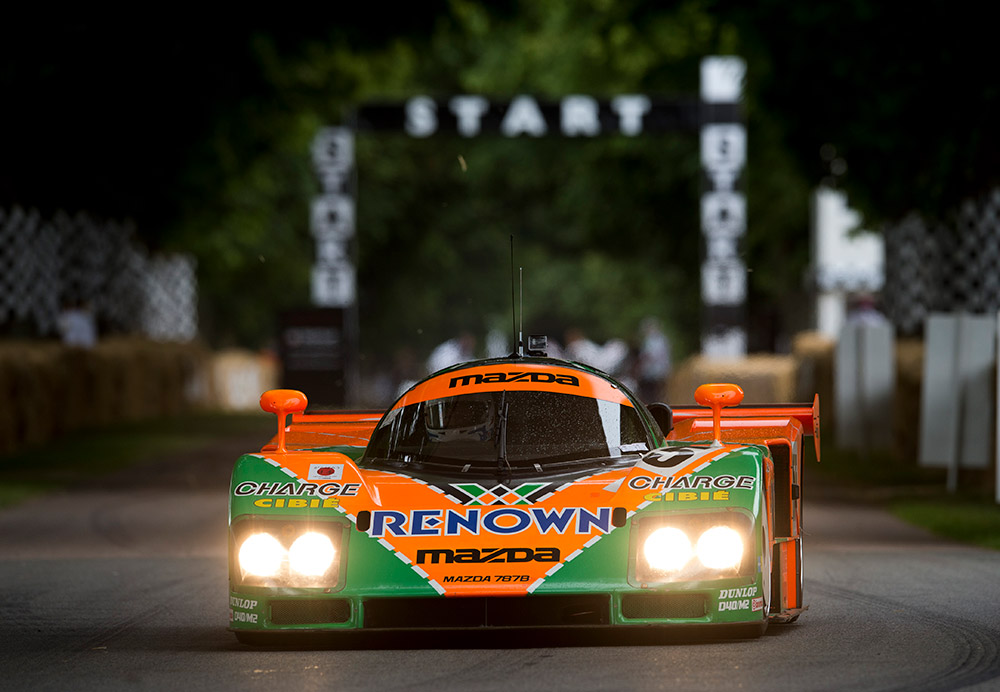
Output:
363,391,650,476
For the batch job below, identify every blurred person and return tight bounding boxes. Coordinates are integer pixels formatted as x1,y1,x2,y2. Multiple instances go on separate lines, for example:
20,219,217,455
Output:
565,327,629,376
426,331,476,374
564,327,602,367
57,299,97,349
544,338,565,359
485,328,509,358
846,293,889,326
636,316,671,403
601,338,630,379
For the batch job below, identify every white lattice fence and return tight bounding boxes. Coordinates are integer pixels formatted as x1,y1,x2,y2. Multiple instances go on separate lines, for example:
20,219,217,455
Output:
141,255,198,342
884,189,1000,335
0,206,198,342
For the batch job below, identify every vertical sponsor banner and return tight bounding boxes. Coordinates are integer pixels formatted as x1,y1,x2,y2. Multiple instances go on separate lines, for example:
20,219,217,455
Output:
311,127,357,308
700,57,747,358
278,308,352,408
308,127,359,404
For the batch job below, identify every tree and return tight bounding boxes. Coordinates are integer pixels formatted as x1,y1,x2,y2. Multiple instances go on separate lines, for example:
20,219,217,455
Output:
3,4,821,356
274,0,813,361
717,0,1000,223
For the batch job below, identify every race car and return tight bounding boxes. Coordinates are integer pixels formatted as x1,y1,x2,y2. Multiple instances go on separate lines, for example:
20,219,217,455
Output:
228,341,819,643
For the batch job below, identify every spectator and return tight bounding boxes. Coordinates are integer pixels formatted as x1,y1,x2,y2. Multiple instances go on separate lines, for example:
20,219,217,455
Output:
564,328,603,368
57,299,97,349
427,332,476,374
564,327,629,376
485,328,509,359
846,293,889,326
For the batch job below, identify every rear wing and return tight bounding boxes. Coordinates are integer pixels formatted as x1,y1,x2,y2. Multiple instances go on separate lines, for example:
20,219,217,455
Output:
668,394,821,462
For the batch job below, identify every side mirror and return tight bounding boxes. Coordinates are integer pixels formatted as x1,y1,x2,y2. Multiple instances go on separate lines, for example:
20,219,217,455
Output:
260,389,308,452
646,402,673,437
694,383,744,444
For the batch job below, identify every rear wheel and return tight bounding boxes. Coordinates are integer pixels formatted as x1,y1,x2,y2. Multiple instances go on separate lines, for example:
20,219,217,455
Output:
769,538,804,623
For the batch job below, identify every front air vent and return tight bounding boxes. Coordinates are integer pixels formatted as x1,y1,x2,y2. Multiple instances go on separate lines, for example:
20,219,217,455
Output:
270,599,351,625
362,594,610,629
621,593,707,619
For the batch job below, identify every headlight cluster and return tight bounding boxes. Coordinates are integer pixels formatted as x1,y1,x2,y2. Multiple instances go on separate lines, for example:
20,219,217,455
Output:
635,517,749,583
233,521,343,588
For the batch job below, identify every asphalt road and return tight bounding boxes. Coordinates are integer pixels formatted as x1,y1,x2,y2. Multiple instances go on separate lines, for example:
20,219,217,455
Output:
2,433,999,692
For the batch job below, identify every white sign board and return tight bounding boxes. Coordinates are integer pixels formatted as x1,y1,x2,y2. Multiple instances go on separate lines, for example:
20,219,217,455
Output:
701,124,746,191
700,57,746,104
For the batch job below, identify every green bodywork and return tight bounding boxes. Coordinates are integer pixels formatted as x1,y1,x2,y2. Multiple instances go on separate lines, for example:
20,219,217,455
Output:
228,442,772,632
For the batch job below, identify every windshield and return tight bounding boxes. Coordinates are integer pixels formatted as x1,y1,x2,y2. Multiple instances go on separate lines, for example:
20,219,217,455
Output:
363,390,650,477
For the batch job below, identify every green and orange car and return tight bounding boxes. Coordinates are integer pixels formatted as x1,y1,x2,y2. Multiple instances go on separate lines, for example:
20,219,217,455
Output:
228,346,819,643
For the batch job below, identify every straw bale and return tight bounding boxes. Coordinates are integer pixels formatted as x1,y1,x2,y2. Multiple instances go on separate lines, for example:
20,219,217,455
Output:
668,353,800,405
0,342,60,447
209,349,278,411
792,331,835,434
0,338,211,456
894,338,924,463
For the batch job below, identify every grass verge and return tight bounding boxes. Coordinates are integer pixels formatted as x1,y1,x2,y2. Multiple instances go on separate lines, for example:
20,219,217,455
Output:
891,496,1000,551
0,412,273,509
815,445,1000,551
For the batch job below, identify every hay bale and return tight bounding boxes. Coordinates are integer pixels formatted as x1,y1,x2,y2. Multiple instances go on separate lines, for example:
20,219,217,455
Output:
668,353,799,405
55,348,96,432
210,349,278,411
792,331,835,433
0,338,212,457
0,353,18,455
894,338,924,463
0,342,61,447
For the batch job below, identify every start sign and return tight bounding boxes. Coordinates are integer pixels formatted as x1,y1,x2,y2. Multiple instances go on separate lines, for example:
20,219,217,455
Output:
321,56,747,372
354,94,731,138
404,94,654,138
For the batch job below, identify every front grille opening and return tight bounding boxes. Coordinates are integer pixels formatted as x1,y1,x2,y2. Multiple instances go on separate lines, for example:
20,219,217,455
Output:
271,599,351,625
362,594,610,629
621,593,707,619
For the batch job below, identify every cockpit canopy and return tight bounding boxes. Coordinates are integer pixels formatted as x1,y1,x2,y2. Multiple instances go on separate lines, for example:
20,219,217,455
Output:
363,383,652,479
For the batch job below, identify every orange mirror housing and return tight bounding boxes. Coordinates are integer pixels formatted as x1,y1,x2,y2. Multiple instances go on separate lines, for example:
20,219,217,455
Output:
694,383,744,408
259,389,308,452
694,383,744,444
260,389,308,415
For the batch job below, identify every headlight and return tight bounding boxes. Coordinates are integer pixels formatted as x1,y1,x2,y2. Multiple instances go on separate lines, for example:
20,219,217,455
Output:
232,520,344,588
289,532,337,576
643,527,692,573
695,526,743,570
634,514,751,584
239,533,284,577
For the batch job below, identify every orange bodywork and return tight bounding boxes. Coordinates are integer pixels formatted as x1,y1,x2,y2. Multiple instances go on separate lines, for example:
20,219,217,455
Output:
667,395,820,621
262,411,381,452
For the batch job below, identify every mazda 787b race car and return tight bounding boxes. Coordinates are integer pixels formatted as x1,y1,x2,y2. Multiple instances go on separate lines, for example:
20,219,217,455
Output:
228,347,819,643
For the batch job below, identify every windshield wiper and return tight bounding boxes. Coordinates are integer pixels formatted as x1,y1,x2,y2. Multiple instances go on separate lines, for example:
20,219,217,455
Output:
496,390,512,480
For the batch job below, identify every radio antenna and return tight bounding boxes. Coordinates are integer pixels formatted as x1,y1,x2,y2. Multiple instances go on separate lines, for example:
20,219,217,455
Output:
519,267,523,356
509,235,517,355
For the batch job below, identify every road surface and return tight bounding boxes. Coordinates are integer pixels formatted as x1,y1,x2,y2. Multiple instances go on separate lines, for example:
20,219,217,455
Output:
1,433,999,691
